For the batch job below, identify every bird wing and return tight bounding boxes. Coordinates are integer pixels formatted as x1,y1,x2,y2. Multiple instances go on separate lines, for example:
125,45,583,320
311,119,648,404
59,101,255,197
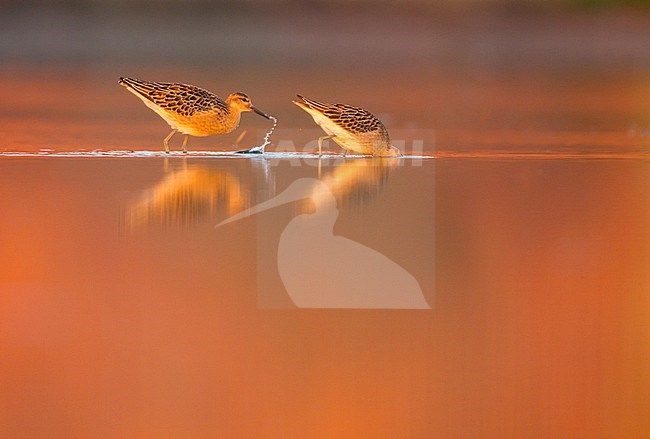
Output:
295,95,386,135
119,77,228,116
334,104,386,134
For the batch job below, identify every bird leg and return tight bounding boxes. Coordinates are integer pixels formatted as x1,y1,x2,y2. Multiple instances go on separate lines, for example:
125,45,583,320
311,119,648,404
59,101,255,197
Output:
163,129,177,154
181,134,189,154
317,135,334,157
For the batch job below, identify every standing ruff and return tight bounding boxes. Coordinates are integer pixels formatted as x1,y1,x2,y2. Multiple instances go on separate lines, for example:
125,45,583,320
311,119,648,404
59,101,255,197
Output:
293,95,401,157
119,77,271,153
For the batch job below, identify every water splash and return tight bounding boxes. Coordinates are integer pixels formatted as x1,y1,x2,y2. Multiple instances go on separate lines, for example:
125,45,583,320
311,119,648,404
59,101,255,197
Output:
240,115,278,154
260,115,278,150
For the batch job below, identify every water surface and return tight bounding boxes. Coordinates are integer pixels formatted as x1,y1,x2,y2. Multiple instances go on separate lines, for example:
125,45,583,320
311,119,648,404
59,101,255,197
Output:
1,151,648,437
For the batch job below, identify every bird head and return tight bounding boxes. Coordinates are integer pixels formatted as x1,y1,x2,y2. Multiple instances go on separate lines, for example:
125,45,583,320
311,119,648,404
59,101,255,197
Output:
380,144,403,157
227,92,271,119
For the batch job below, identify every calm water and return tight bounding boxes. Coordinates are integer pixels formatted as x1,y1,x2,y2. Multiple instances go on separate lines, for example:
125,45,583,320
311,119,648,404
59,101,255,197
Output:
1,64,650,437
1,153,649,437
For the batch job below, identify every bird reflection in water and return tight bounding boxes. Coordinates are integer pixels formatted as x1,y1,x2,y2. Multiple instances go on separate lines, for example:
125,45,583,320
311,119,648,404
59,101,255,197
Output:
124,157,395,231
125,160,248,229
312,157,398,211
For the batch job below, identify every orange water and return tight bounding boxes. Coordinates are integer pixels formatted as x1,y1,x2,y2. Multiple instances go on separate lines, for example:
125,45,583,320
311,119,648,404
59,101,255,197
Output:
1,154,649,437
1,65,649,437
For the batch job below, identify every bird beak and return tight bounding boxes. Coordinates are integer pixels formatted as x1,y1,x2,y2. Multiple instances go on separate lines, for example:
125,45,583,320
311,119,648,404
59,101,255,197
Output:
252,106,272,120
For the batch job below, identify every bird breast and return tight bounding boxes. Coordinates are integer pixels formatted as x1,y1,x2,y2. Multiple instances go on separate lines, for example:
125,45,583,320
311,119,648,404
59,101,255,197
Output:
165,109,241,136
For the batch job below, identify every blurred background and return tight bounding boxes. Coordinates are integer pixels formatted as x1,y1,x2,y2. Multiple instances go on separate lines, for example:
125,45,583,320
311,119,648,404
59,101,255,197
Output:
1,0,649,152
2,0,648,70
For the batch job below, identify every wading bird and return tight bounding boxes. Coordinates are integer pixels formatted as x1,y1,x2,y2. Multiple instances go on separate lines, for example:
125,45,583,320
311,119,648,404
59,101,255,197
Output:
293,95,402,157
119,77,273,153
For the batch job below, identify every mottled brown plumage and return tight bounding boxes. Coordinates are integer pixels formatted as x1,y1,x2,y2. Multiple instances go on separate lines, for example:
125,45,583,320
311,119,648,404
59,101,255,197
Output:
293,95,401,157
119,77,271,153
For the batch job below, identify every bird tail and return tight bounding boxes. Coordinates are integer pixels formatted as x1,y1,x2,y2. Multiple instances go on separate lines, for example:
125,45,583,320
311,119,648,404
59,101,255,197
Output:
293,95,331,113
118,77,157,102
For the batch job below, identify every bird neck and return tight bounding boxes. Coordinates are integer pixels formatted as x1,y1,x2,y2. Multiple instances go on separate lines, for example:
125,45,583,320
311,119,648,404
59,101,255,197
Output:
227,107,243,128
